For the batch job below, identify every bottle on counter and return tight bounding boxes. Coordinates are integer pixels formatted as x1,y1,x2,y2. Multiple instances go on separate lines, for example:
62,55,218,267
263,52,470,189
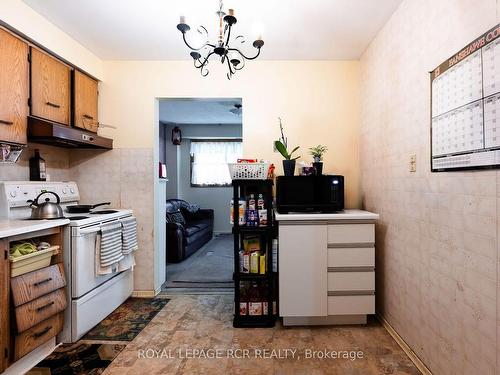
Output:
248,194,256,210
257,194,265,210
230,198,246,226
239,283,248,316
248,282,263,316
29,149,47,181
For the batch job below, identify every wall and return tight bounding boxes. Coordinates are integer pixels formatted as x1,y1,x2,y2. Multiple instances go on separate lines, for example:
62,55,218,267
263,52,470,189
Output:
94,61,360,293
0,0,103,79
359,1,500,374
98,60,361,207
164,123,242,233
0,144,69,182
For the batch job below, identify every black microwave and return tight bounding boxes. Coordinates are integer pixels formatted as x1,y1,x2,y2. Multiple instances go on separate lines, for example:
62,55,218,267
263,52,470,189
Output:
276,175,344,213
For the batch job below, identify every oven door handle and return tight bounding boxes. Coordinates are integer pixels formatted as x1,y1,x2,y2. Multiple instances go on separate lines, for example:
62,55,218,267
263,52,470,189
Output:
77,226,102,235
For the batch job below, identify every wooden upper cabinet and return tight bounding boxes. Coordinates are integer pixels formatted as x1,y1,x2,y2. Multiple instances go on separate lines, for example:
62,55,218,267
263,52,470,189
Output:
0,29,29,145
30,48,71,126
74,70,99,133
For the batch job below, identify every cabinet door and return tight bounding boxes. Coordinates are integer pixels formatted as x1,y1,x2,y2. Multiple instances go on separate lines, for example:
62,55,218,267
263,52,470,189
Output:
74,70,98,133
278,223,327,317
0,29,28,145
0,239,10,372
30,48,71,126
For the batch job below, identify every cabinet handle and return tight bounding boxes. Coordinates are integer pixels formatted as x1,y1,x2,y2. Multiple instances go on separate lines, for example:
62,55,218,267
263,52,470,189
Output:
83,114,94,120
36,301,55,312
32,326,51,339
33,277,52,287
0,120,13,125
46,101,61,108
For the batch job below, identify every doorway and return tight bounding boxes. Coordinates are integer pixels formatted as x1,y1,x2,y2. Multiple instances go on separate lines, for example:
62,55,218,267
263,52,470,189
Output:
158,98,243,293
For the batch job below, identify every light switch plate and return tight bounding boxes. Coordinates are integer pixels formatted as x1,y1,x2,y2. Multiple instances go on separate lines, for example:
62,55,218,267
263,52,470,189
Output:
409,154,416,172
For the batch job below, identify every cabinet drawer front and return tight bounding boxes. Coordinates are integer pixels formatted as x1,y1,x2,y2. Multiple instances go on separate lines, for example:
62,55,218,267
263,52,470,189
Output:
11,264,66,307
327,272,374,292
14,313,63,360
327,224,374,245
15,288,67,333
327,248,375,268
327,295,375,315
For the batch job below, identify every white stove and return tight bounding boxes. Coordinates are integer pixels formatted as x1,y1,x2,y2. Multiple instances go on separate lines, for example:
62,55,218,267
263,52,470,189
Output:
0,181,134,343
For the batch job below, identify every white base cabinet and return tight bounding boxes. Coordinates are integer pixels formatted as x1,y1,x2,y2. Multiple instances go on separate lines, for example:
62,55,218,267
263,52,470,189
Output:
276,209,379,326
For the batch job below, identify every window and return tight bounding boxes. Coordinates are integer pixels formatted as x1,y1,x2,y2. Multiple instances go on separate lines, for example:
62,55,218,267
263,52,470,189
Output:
190,140,242,187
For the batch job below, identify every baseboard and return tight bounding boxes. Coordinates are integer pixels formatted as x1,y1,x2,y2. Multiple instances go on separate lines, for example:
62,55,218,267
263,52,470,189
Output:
377,314,432,375
132,288,161,298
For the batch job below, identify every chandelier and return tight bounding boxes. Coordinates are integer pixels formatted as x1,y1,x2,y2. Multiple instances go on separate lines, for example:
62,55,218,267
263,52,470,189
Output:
176,0,264,79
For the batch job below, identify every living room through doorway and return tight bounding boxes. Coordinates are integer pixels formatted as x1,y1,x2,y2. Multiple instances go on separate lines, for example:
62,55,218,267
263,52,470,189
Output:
159,98,243,293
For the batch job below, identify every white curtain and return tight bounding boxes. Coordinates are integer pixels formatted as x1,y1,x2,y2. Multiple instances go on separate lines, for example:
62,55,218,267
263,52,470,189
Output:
191,141,242,185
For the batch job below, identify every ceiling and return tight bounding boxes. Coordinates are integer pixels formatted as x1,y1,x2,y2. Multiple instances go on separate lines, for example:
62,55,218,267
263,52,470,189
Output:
23,0,402,60
159,98,242,124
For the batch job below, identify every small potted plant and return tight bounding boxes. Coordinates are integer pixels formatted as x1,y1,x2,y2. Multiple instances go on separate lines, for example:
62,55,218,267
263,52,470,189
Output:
274,118,300,176
309,145,328,175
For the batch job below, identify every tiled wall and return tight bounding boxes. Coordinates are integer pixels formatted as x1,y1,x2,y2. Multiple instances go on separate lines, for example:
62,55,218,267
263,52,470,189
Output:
69,148,155,292
0,147,155,292
359,1,500,374
0,144,70,181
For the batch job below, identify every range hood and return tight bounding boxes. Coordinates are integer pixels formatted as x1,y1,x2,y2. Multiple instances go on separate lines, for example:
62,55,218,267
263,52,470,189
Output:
27,116,113,149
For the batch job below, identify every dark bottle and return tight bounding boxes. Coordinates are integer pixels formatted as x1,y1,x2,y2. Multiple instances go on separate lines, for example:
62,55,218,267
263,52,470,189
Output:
29,149,47,181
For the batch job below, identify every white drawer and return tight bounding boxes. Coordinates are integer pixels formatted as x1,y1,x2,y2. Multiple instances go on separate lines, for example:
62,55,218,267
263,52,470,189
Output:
327,247,375,268
328,295,375,315
327,224,374,244
327,271,374,292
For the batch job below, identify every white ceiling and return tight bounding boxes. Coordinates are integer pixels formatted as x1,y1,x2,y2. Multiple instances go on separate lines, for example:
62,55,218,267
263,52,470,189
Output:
22,0,402,60
159,98,242,124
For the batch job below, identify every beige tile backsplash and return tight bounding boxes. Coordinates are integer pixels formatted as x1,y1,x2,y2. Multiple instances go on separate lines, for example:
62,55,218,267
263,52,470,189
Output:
360,0,500,374
0,147,155,292
69,148,154,292
0,143,70,181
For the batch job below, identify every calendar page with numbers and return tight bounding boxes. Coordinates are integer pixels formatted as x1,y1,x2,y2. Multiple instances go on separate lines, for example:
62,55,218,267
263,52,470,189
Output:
431,23,500,171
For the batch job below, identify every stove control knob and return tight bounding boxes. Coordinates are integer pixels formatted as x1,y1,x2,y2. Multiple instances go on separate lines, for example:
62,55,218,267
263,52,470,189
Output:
70,188,75,194
9,191,16,198
62,188,68,194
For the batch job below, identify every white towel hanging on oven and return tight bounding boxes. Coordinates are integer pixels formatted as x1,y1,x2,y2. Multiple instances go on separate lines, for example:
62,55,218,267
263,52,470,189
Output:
120,217,138,254
118,216,138,272
96,221,124,275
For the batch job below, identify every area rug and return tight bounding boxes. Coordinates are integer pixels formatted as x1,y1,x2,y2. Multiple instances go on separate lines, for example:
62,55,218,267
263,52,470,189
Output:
28,343,125,375
82,297,169,342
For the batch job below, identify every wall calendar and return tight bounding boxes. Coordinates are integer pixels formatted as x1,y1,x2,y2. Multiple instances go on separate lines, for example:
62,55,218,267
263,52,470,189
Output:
431,23,500,171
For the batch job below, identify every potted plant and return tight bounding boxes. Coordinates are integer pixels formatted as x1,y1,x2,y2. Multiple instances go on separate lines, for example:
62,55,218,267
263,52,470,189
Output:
309,145,328,175
274,118,300,176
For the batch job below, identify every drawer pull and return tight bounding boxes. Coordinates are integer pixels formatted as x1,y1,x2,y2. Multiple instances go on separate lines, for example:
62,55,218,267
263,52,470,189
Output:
36,301,54,312
83,114,94,120
46,101,61,108
0,120,13,125
33,277,52,287
32,326,51,339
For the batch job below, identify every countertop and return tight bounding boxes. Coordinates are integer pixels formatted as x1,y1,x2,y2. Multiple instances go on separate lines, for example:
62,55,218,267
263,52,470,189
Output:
275,209,379,221
0,219,70,239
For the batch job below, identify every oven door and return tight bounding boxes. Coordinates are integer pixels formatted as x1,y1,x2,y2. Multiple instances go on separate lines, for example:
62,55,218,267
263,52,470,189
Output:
71,222,120,299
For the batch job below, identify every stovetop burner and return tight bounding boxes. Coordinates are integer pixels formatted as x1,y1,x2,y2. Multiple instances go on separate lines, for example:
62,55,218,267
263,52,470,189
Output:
90,210,119,215
68,216,90,220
